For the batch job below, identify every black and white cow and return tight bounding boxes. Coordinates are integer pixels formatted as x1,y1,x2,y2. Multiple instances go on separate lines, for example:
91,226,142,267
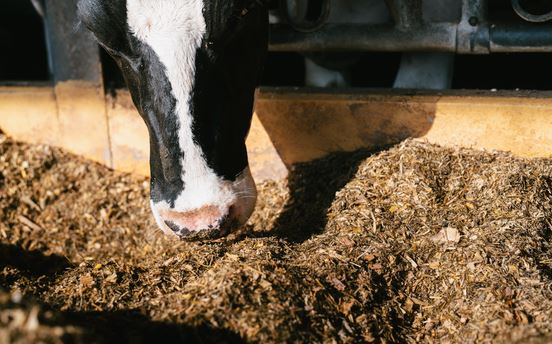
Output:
76,0,458,238
78,0,268,237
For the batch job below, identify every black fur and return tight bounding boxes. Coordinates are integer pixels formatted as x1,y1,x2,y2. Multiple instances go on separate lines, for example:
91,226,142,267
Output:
78,0,268,206
192,2,268,180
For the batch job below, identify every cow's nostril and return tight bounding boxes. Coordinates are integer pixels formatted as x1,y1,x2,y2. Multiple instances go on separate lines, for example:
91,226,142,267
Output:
217,214,238,237
164,220,193,237
164,220,182,233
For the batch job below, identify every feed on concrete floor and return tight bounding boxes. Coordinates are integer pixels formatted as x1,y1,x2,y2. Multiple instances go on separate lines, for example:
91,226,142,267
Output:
1,132,551,343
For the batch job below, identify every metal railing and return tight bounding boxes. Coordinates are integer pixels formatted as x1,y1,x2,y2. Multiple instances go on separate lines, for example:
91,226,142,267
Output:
270,0,552,54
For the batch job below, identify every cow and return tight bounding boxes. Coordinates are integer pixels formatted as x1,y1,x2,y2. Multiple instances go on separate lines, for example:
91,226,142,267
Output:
76,0,458,239
78,0,268,238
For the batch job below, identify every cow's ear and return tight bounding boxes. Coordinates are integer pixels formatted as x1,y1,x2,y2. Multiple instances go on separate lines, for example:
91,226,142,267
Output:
77,0,130,52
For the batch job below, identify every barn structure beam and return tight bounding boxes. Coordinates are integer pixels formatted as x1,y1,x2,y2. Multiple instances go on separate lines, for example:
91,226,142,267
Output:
43,0,102,84
269,22,552,54
32,0,113,168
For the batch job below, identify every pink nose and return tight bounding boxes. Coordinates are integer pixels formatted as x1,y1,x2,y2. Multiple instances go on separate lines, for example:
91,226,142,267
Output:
159,206,232,237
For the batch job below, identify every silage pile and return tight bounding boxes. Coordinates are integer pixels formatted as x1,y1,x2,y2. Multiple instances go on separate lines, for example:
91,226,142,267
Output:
0,131,550,343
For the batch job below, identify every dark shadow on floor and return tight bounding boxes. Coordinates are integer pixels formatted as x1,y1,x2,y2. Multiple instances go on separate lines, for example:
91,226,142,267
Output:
59,309,244,344
1,296,244,344
268,148,384,243
0,243,72,277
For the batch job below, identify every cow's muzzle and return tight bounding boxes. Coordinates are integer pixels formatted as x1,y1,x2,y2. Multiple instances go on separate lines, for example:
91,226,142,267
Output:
150,168,257,239
160,205,237,238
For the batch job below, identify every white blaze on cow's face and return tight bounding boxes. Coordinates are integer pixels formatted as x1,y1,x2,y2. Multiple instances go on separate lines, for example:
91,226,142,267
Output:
126,0,262,237
78,0,268,237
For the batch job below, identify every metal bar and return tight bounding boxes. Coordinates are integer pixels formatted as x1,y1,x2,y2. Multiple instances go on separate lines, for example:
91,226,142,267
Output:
269,23,552,54
384,0,424,28
43,0,102,84
269,23,457,53
491,24,552,52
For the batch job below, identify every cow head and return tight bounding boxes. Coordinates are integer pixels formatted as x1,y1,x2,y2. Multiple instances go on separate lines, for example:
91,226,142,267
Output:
78,0,268,237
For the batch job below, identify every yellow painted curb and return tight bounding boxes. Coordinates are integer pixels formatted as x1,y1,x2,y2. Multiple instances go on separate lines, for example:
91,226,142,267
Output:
1,85,550,182
255,89,552,165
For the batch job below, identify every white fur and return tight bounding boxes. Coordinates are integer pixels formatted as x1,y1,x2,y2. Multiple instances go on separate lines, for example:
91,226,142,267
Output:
127,0,238,213
151,199,175,236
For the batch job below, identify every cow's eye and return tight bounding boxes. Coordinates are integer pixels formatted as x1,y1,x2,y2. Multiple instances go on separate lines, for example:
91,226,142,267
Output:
202,40,219,61
204,41,215,49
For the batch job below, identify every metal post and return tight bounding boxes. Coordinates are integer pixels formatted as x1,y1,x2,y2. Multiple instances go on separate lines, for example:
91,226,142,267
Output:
384,0,424,28
456,0,490,54
43,0,102,84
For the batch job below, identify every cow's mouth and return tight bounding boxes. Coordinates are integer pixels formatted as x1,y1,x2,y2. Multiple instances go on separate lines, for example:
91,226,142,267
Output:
163,213,239,240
